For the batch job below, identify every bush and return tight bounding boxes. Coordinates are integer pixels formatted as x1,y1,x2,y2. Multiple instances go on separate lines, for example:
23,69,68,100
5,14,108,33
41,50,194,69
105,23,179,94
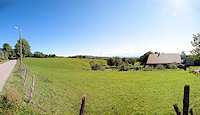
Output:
156,64,165,70
143,65,150,71
107,58,114,66
89,61,104,71
119,62,129,71
134,66,141,71
134,61,141,66
168,62,177,69
188,67,195,73
128,64,134,68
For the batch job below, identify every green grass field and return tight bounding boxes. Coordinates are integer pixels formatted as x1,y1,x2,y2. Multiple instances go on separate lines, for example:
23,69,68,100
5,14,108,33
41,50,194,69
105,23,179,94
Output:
2,58,200,114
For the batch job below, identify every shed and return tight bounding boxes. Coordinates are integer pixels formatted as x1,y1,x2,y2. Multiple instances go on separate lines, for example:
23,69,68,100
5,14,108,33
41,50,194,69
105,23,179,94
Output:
146,53,181,65
186,58,194,66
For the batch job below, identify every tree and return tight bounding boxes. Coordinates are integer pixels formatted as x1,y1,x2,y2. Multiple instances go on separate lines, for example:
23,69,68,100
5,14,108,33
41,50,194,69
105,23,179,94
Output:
122,57,128,63
107,58,114,66
119,62,129,71
44,55,49,58
15,38,31,58
3,43,15,59
49,54,52,57
191,33,200,60
34,51,43,58
0,50,4,60
11,49,16,58
27,50,33,57
127,58,136,65
140,51,153,65
89,61,103,70
52,54,56,58
113,56,122,67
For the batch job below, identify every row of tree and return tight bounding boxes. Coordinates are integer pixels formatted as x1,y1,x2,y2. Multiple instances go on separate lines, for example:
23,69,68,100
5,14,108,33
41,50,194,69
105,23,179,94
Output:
107,56,137,67
2,38,31,59
33,51,56,58
2,38,56,59
89,61,104,70
106,57,137,71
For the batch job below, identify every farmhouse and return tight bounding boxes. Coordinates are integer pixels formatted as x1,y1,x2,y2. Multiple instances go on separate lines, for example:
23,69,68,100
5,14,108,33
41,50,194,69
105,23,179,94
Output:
146,53,181,65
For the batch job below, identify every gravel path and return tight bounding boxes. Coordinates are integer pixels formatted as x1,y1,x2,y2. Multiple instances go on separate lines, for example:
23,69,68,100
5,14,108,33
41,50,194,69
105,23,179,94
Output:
0,60,16,92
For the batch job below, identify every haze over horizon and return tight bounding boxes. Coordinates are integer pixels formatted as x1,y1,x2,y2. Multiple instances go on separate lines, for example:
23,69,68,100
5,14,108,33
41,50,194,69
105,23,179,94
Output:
1,0,200,57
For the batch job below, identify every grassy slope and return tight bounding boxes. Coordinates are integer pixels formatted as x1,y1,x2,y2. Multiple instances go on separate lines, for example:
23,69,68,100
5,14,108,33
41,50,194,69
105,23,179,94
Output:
3,58,200,114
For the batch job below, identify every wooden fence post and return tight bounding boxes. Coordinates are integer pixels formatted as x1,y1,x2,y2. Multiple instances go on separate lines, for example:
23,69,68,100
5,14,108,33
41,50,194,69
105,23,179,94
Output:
23,69,28,87
22,65,27,78
183,85,189,115
29,75,35,104
174,85,192,115
173,103,182,115
79,94,86,115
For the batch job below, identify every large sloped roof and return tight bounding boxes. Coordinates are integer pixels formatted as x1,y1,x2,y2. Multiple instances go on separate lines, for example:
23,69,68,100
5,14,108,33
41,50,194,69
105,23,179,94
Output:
146,53,181,64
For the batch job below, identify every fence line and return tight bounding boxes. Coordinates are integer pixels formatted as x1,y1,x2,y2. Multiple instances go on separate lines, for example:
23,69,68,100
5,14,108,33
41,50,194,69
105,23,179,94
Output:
18,64,62,114
23,68,28,87
18,64,84,114
22,65,27,78
29,75,35,104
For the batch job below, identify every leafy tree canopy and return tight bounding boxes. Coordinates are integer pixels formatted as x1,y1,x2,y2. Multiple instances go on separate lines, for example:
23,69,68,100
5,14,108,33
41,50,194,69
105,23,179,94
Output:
140,51,154,65
3,43,15,59
15,38,31,58
191,33,200,60
113,56,122,67
107,58,115,66
34,51,43,58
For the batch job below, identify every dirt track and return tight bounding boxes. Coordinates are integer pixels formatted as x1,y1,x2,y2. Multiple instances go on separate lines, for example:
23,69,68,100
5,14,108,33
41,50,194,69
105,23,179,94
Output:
0,60,16,92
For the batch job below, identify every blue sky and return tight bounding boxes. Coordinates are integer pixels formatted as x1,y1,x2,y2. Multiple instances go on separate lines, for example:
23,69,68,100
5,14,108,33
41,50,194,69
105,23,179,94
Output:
1,0,200,57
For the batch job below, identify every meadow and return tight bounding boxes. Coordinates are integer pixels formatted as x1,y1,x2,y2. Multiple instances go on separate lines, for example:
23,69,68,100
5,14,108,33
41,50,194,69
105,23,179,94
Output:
2,58,200,114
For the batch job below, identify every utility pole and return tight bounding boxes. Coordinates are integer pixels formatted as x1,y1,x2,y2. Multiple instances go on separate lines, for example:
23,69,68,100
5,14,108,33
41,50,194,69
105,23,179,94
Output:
20,26,22,68
15,26,22,68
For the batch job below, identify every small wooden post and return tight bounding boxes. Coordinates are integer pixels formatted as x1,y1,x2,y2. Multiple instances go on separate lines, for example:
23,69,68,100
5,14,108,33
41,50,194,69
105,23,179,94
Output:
23,69,28,87
183,85,189,115
79,94,86,115
184,65,186,71
29,75,35,104
173,103,182,115
22,65,27,78
189,108,193,115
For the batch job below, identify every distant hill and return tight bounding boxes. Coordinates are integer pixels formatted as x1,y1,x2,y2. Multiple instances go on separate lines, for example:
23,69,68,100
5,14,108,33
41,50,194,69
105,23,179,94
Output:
0,48,3,51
